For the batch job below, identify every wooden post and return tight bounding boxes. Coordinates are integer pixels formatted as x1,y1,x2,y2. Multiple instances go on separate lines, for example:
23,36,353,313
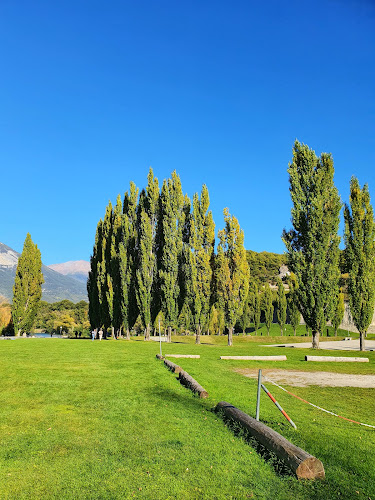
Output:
215,401,325,480
177,370,209,398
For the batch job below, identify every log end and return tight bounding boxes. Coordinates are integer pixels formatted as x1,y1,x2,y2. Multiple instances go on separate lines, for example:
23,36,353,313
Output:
156,354,164,360
199,391,209,399
295,456,325,480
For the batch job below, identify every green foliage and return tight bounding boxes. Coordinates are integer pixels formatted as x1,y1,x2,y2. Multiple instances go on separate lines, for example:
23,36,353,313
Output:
344,177,375,350
282,140,341,348
287,274,301,335
276,278,287,335
246,250,286,284
332,292,345,336
216,208,249,345
262,284,273,335
12,233,44,336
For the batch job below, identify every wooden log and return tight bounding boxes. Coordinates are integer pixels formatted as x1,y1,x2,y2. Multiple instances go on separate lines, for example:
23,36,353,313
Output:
305,355,369,362
155,354,164,360
214,401,325,480
163,358,183,374
220,355,287,361
177,370,209,398
165,354,200,358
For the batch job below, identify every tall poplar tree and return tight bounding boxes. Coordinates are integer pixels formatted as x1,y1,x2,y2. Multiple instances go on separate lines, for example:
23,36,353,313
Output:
216,208,249,346
188,186,215,344
263,284,273,335
136,169,159,340
121,182,139,338
111,195,123,337
282,140,341,349
12,233,44,336
276,278,287,335
87,219,103,331
344,177,375,351
98,201,113,335
159,171,184,342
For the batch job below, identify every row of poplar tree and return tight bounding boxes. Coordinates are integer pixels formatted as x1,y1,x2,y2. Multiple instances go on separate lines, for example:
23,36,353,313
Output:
87,169,249,345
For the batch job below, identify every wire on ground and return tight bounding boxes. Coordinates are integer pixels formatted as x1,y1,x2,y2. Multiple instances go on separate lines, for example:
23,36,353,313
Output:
262,375,375,430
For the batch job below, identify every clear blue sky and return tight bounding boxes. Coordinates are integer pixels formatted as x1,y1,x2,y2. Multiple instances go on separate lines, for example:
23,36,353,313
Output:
1,0,374,265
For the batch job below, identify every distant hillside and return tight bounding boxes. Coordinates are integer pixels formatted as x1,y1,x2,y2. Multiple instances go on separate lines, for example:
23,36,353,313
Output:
48,260,90,284
246,250,286,283
0,243,87,303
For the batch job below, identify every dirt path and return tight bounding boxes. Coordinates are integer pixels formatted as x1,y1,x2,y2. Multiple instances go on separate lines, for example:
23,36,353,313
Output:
236,368,375,388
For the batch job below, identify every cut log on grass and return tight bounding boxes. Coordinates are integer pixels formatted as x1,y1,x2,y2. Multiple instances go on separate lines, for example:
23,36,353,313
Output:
155,354,164,360
163,358,183,374
165,354,200,359
220,355,287,361
177,370,209,398
305,356,369,363
214,401,325,480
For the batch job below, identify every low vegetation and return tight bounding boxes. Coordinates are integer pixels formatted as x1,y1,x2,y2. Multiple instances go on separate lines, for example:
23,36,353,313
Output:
1,336,374,499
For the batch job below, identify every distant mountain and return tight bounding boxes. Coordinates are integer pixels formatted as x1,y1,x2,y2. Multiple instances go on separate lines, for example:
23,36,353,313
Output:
0,243,88,303
48,260,90,284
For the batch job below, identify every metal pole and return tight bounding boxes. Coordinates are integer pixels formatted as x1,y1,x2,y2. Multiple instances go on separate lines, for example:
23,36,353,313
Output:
159,317,162,357
256,369,262,421
261,383,297,429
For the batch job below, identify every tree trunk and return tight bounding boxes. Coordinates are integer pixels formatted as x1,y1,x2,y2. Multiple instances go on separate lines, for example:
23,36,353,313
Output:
126,328,130,340
312,330,320,349
195,324,201,344
167,326,172,343
228,326,233,346
293,327,296,336
111,326,115,338
280,326,283,336
214,401,325,480
360,331,365,351
144,323,150,341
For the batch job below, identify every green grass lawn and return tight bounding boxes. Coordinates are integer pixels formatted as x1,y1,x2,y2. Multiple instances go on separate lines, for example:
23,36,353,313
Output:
0,336,374,500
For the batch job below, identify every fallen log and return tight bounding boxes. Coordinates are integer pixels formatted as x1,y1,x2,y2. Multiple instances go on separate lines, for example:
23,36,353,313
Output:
220,355,287,361
165,354,200,359
177,370,209,398
155,354,164,360
214,401,325,480
163,358,183,374
305,355,369,363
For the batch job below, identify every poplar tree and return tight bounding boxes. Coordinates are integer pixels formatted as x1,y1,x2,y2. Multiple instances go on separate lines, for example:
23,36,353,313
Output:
98,201,113,335
12,233,44,336
282,140,341,349
136,169,159,340
121,182,139,338
332,291,345,337
216,208,249,346
253,282,261,334
263,284,273,335
159,172,184,342
87,219,102,331
276,278,287,335
188,186,215,344
287,275,301,336
344,177,375,351
111,195,123,337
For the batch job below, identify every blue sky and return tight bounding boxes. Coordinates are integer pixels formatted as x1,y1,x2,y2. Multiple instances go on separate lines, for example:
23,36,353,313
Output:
1,0,374,265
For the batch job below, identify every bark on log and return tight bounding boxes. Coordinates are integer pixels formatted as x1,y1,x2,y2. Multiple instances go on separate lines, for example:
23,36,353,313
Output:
155,354,164,360
177,370,209,398
214,401,325,480
305,355,369,362
220,356,287,361
164,358,183,374
165,354,201,359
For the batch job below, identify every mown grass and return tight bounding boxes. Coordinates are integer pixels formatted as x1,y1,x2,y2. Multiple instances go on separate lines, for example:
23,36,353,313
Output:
0,336,374,500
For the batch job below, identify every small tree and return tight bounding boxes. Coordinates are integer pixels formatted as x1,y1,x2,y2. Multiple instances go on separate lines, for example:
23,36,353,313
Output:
12,233,44,336
344,177,375,351
331,291,345,337
276,278,287,335
216,209,249,346
263,284,273,335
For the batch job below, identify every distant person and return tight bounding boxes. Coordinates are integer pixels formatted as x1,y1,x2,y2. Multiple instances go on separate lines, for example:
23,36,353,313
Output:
78,331,82,338
50,332,53,338
99,328,103,341
92,330,96,341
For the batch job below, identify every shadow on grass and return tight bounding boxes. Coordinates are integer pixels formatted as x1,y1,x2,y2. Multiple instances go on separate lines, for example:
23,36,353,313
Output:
214,410,294,479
